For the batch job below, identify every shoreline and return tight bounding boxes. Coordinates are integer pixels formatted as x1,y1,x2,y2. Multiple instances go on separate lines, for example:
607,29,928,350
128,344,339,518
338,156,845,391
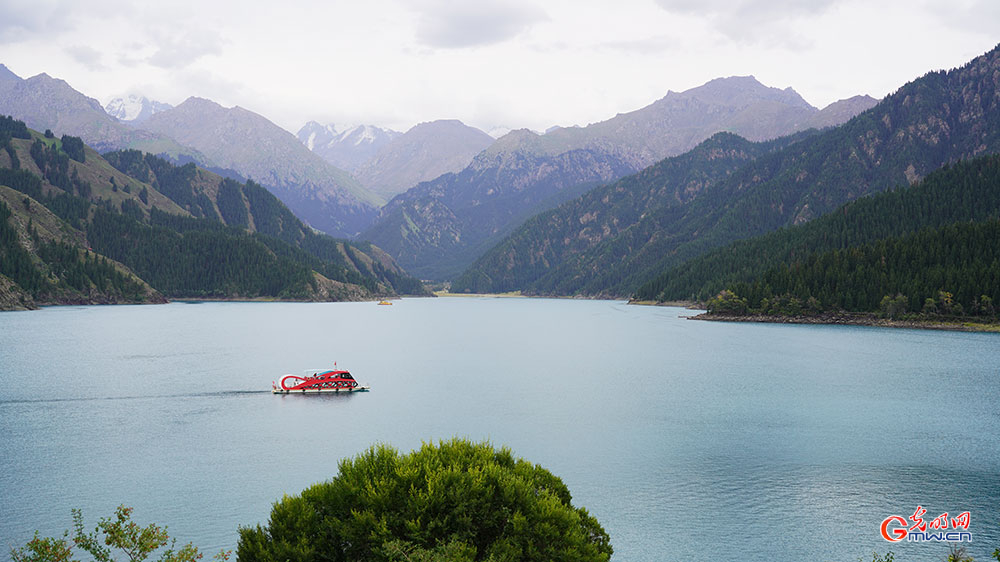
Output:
689,312,1000,333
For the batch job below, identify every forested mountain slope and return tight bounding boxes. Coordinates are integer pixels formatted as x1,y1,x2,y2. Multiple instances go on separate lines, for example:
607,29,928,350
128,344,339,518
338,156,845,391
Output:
635,154,1000,306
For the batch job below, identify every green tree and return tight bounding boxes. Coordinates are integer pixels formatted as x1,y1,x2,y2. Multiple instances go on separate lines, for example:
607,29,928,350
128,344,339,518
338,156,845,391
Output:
706,289,748,315
237,439,613,562
10,506,229,562
878,294,908,319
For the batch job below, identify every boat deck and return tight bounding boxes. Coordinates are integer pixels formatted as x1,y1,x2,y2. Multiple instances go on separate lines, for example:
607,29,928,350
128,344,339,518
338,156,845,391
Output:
272,385,370,394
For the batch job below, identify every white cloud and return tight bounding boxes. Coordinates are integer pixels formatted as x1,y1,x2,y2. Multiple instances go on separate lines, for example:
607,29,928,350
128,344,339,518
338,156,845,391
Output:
413,0,548,48
654,0,841,46
64,44,105,71
146,28,225,69
0,0,996,135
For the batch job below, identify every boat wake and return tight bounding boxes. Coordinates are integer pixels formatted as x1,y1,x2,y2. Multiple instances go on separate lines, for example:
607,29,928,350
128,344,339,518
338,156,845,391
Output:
0,390,271,406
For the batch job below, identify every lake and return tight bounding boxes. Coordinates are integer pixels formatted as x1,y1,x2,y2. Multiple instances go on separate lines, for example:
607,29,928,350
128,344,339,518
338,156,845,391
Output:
1,298,998,561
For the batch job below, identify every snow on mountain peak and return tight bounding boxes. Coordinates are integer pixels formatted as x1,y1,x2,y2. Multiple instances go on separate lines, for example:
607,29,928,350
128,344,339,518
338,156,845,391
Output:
105,94,173,122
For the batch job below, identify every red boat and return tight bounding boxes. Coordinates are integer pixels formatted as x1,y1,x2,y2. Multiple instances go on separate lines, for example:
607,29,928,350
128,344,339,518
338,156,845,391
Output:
272,368,370,394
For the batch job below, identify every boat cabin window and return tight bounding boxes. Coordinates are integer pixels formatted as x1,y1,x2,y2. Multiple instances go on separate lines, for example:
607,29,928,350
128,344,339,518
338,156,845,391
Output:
341,373,353,379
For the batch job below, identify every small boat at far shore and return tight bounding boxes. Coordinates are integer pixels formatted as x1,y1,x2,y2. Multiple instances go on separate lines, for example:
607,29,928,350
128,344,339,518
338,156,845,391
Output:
272,368,370,394
378,300,393,305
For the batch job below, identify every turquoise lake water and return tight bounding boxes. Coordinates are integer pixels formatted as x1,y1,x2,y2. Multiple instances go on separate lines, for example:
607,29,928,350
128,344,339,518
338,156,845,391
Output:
1,298,998,561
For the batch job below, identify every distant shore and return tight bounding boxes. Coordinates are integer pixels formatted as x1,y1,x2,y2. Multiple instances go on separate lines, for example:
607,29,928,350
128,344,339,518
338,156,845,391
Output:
628,299,700,308
688,312,1000,333
434,290,526,298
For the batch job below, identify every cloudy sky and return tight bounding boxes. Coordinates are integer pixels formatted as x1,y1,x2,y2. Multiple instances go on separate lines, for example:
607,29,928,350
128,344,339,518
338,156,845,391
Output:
1,0,997,136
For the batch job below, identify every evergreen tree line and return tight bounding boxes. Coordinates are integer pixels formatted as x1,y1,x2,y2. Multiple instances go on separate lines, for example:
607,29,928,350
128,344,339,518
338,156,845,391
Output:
1,114,30,170
0,199,148,303
718,220,1000,318
36,238,147,300
28,138,92,200
88,209,318,298
0,200,45,294
105,150,219,220
0,166,91,230
0,115,31,139
637,154,1000,303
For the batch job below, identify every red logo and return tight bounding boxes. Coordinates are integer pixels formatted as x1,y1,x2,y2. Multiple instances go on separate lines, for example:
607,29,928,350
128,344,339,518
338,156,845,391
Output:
880,516,908,542
881,506,971,543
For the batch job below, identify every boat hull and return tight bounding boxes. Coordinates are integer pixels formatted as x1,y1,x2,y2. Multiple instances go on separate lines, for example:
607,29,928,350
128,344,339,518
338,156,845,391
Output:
272,385,370,394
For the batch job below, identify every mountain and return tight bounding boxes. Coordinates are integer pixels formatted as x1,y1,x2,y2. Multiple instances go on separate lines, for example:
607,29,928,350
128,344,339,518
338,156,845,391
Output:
364,77,874,282
0,117,426,309
139,97,383,237
352,120,495,200
634,154,1000,313
456,43,1000,297
297,121,400,173
105,94,173,122
494,76,879,170
362,146,636,280
0,67,200,159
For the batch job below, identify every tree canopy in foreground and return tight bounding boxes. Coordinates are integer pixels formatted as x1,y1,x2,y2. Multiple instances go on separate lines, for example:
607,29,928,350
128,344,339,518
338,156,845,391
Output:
237,439,613,562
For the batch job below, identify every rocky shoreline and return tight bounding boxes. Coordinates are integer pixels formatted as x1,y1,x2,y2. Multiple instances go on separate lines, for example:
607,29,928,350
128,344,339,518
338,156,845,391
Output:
688,312,1000,333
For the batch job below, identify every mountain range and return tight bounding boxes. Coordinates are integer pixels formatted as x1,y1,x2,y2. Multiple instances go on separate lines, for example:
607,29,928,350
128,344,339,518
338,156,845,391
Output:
363,76,877,280
454,44,1000,297
488,76,878,170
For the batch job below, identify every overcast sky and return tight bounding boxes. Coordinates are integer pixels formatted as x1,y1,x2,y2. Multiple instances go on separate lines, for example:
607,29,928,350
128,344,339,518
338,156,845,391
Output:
1,0,997,136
